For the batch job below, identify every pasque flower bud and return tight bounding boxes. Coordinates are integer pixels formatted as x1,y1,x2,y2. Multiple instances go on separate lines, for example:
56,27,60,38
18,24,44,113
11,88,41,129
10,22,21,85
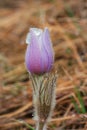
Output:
25,27,58,130
25,28,54,74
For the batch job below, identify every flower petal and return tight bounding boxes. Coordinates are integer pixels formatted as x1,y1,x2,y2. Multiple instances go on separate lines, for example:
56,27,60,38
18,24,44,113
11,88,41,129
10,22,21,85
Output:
25,30,42,74
42,28,54,71
26,28,43,44
30,28,43,37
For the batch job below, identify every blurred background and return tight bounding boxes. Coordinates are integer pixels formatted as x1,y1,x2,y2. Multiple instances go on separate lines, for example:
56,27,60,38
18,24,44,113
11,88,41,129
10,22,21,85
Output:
0,0,87,130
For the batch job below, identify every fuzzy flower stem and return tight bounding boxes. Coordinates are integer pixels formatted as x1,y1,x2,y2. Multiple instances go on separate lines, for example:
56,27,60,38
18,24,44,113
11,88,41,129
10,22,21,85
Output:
30,72,58,130
36,121,46,130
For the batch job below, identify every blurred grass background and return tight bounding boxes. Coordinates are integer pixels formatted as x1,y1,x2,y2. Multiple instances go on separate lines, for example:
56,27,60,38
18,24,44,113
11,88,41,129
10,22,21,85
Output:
0,0,87,130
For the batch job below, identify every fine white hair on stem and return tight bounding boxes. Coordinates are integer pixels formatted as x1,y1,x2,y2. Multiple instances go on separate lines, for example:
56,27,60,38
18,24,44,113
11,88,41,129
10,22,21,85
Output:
29,71,58,130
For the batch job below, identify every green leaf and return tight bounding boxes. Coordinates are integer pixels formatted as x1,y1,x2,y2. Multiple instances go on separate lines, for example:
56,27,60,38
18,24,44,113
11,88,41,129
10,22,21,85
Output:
75,87,86,114
71,96,80,113
65,5,74,17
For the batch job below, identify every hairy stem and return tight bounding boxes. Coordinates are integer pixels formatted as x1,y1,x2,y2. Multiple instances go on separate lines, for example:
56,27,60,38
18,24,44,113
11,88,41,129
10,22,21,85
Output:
36,121,47,130
30,72,58,130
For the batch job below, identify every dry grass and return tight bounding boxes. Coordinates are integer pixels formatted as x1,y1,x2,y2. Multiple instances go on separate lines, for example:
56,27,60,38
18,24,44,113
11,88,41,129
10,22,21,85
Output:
0,0,87,129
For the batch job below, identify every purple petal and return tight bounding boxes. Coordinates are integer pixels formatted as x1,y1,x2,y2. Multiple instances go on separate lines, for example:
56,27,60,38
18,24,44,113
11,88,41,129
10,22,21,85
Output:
25,30,42,74
37,31,49,73
40,44,49,72
42,28,54,71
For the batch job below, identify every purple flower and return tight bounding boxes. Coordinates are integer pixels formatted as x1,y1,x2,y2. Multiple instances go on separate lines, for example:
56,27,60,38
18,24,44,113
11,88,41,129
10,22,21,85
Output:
25,28,54,74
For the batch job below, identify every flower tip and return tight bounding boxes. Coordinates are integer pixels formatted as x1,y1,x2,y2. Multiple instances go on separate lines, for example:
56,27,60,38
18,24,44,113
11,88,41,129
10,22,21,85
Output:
44,27,49,32
44,27,51,38
30,28,43,36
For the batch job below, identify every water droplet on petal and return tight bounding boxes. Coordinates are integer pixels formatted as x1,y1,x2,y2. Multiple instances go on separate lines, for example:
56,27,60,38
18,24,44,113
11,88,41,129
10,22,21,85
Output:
31,28,42,36
26,28,43,44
